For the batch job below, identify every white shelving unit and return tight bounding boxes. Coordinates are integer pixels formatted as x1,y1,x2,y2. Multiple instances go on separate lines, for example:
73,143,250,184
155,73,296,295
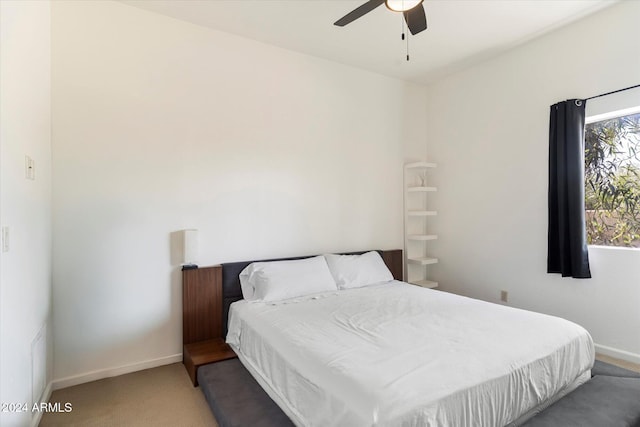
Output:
404,162,438,288
407,234,438,241
408,211,437,217
407,186,437,193
407,256,439,265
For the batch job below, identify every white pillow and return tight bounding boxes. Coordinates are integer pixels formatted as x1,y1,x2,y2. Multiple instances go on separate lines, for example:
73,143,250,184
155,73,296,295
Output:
324,251,394,290
239,256,337,302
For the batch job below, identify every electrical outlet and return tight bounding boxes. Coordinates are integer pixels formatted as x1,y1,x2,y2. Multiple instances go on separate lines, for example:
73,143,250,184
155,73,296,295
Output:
500,290,508,303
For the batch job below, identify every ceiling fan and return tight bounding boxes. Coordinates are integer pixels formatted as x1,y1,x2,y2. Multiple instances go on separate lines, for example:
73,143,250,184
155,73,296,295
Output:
334,0,428,35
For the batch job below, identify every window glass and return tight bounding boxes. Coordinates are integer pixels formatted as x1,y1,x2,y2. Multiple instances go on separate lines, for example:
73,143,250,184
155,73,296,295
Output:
585,109,640,247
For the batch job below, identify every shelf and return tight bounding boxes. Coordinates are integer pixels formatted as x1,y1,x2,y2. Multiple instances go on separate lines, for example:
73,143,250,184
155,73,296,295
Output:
407,186,437,192
405,162,437,169
407,256,439,265
403,160,438,287
409,279,438,289
183,338,237,386
407,234,438,241
408,210,437,217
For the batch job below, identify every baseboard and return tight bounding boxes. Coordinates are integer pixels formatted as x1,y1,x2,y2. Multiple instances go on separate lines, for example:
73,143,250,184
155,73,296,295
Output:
595,343,640,365
30,381,53,427
52,353,182,391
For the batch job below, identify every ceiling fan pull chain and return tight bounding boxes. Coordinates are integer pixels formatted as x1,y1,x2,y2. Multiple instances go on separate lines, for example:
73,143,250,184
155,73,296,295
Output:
406,37,410,62
406,10,410,61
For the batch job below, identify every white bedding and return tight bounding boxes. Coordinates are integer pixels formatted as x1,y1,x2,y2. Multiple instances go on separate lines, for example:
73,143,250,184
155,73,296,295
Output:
226,281,594,426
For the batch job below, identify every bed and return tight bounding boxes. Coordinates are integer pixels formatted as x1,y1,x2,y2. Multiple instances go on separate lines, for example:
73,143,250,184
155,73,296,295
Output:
193,249,594,426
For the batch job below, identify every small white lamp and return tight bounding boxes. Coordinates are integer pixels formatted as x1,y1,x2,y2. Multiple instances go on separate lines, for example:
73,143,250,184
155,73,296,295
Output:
181,229,198,270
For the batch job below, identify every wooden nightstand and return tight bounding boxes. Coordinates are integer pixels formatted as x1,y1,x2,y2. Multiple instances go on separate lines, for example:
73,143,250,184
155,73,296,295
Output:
183,338,237,386
183,265,237,386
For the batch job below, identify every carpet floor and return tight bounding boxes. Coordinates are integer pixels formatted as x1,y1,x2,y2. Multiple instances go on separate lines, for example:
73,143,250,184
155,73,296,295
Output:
40,354,640,427
40,363,217,427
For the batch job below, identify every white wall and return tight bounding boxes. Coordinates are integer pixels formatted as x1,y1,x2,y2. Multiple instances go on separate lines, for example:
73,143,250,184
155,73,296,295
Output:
51,1,426,385
0,1,53,426
426,1,640,361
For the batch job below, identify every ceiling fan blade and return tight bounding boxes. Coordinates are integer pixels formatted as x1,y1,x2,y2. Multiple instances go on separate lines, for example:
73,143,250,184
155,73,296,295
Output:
334,0,386,27
403,4,427,35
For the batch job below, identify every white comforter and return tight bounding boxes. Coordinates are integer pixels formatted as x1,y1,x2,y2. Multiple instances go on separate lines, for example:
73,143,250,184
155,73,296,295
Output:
226,281,594,427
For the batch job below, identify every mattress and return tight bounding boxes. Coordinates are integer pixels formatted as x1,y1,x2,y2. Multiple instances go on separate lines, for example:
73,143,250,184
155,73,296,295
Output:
226,281,594,426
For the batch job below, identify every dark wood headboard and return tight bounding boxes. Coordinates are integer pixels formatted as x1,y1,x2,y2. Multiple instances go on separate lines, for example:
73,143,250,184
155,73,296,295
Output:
182,249,402,346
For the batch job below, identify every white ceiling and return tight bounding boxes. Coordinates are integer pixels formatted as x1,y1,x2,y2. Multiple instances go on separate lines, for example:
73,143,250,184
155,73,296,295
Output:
120,0,616,85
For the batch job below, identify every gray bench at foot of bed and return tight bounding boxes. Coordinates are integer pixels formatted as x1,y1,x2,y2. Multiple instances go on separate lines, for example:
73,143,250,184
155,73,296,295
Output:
522,375,640,427
197,359,294,427
592,359,640,379
198,358,640,427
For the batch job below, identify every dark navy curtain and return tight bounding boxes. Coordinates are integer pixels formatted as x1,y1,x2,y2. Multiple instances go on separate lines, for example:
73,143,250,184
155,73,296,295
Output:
547,99,591,278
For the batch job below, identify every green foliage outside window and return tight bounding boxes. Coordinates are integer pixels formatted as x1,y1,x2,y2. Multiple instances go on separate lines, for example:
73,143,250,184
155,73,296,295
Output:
584,112,640,247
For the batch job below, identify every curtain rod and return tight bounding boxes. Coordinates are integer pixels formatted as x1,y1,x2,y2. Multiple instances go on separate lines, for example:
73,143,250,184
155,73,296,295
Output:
585,83,640,101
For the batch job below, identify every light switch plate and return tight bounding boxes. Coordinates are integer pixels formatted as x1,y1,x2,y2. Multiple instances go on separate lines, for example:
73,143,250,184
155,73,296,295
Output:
25,155,35,180
2,227,9,252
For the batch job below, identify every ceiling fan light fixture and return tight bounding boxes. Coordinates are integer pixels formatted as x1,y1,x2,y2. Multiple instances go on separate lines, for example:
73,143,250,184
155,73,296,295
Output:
385,0,423,12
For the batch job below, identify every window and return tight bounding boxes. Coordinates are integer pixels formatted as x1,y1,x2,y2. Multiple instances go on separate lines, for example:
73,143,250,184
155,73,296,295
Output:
585,108,640,247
